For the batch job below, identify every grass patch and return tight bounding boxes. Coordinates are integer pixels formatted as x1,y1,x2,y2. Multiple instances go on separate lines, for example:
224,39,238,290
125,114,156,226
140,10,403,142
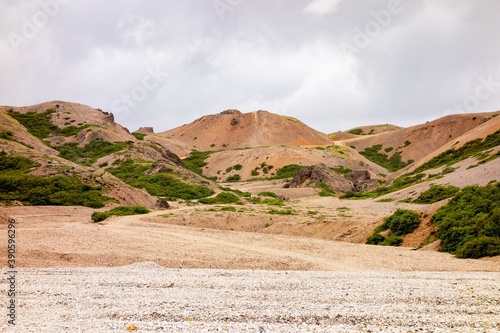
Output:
55,140,130,166
317,183,335,197
258,191,279,198
226,174,241,182
91,205,150,222
8,109,90,139
348,128,364,135
132,133,146,140
182,150,214,175
331,166,352,175
268,208,296,215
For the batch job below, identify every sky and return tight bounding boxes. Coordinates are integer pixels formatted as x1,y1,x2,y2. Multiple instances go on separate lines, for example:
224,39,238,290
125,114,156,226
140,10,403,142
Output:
1,0,500,133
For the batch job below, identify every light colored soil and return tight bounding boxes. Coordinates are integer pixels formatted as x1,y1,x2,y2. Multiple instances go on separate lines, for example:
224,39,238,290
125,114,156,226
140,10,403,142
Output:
1,205,498,271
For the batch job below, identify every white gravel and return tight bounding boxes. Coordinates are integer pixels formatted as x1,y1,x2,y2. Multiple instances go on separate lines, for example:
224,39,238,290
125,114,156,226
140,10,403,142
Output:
2,262,499,332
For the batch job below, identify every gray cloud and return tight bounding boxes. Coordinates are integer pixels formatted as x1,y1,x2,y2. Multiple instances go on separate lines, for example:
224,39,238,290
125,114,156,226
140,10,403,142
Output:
1,0,499,133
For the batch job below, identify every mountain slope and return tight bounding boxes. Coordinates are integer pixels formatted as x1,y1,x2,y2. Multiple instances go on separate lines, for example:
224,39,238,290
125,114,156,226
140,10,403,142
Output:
341,112,499,171
159,110,332,151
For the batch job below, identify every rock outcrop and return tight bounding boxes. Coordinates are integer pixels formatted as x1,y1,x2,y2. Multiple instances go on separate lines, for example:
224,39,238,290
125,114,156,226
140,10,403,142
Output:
288,164,354,195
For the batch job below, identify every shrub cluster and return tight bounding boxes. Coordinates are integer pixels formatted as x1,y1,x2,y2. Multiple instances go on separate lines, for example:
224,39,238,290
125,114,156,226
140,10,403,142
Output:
91,206,150,222
55,140,130,166
359,144,413,172
413,184,459,204
0,152,105,208
432,183,500,258
107,159,214,200
367,209,421,246
182,150,213,175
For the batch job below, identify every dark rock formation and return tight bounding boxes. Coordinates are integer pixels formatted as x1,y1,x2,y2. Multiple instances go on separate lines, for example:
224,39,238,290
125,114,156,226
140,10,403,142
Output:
220,109,241,115
288,164,354,195
155,198,170,209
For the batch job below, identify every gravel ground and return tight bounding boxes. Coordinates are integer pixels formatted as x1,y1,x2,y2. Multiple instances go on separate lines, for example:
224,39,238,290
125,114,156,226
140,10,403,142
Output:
2,262,499,333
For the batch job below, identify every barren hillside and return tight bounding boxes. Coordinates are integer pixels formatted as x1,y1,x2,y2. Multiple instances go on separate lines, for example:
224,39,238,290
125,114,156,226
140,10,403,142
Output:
159,110,332,151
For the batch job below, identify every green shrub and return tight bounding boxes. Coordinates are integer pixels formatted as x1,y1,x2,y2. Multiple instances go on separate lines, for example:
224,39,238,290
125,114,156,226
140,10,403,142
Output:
268,209,296,215
251,169,260,176
432,183,500,258
258,191,279,198
366,233,385,245
220,206,237,212
317,183,335,197
414,185,460,204
132,133,146,140
233,164,243,171
331,166,352,175
226,174,241,182
379,235,404,246
377,209,420,236
348,128,364,135
198,192,242,205
0,132,14,140
91,205,150,222
455,237,500,259
273,164,303,179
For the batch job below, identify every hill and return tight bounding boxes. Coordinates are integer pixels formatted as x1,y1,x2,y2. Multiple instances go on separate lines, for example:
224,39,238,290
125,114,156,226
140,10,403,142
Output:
0,101,216,208
159,109,332,151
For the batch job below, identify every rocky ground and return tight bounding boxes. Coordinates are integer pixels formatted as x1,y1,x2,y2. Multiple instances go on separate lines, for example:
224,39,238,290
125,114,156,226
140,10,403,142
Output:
1,263,499,332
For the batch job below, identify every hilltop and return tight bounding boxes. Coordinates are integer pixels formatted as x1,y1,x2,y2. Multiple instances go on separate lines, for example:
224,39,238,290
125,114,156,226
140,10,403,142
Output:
159,109,332,151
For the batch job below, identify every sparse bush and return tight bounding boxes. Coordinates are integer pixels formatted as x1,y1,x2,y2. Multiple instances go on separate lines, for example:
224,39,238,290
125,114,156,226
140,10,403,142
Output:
359,144,413,172
55,140,130,165
258,191,279,198
132,133,146,140
331,166,352,175
268,209,296,215
226,174,241,182
91,205,150,222
317,183,335,197
233,164,243,171
198,192,242,205
348,128,364,135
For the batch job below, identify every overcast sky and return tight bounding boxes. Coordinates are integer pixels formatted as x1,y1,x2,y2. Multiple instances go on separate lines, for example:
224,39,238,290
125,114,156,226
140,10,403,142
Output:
1,0,500,133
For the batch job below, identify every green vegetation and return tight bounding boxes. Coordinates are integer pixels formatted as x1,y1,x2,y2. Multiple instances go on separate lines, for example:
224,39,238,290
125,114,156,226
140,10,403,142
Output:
331,166,352,175
317,183,335,197
404,140,411,147
0,131,14,140
367,209,420,246
226,174,241,182
348,128,364,135
315,145,349,155
55,140,130,165
220,187,252,198
198,192,243,205
273,164,303,179
91,205,150,222
432,183,500,258
384,147,393,153
359,144,413,172
220,206,237,212
233,164,243,171
268,208,296,215
413,184,460,204
413,130,500,174
182,150,214,175
107,159,214,200
340,191,377,200
0,152,106,208
132,133,146,140
7,109,90,139
258,191,279,198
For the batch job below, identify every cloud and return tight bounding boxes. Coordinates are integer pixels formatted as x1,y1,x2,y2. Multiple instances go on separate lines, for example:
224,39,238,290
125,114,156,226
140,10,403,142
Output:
303,0,344,16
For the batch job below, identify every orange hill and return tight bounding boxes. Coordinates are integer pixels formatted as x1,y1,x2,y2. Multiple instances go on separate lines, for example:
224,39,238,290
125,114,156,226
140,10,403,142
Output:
159,110,332,151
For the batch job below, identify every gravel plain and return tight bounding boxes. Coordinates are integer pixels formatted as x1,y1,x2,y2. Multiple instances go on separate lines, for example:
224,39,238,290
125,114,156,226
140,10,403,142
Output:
2,262,499,333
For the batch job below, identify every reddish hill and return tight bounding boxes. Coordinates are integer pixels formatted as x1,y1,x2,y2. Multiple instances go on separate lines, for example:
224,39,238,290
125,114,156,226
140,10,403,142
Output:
341,112,499,169
159,110,332,151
